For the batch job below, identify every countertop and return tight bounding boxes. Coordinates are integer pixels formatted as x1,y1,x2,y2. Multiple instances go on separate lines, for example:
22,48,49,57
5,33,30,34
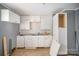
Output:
19,34,51,36
18,33,51,36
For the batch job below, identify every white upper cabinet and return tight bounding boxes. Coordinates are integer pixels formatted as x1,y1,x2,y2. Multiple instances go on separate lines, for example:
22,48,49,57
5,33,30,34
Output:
9,11,20,23
20,15,52,32
40,16,52,30
20,16,40,22
20,16,30,30
20,16,30,21
20,16,40,30
1,9,9,21
1,9,20,23
30,16,40,22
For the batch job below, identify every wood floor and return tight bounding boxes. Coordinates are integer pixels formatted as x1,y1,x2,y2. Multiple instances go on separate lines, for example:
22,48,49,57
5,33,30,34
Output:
12,48,50,56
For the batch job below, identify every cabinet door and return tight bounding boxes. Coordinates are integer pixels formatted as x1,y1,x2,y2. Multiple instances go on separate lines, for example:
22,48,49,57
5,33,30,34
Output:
38,36,52,47
38,36,45,47
33,36,38,47
1,9,9,21
24,21,30,30
24,36,31,48
40,16,52,30
31,22,40,33
30,16,40,22
16,36,24,48
9,11,20,23
20,16,30,30
43,36,52,47
24,36,37,48
20,23,25,30
20,21,30,30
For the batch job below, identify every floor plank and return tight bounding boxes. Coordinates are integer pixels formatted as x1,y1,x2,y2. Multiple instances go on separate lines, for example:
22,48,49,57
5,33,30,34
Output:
12,48,50,56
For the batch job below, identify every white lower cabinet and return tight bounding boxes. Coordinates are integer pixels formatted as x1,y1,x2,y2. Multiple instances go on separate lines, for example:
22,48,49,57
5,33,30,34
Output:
16,36,25,48
38,36,45,47
24,36,37,49
33,36,38,47
24,36,31,48
38,36,52,47
16,35,52,48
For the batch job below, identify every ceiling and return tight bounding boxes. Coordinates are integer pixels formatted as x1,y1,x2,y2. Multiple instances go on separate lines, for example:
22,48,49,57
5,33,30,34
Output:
1,3,79,16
